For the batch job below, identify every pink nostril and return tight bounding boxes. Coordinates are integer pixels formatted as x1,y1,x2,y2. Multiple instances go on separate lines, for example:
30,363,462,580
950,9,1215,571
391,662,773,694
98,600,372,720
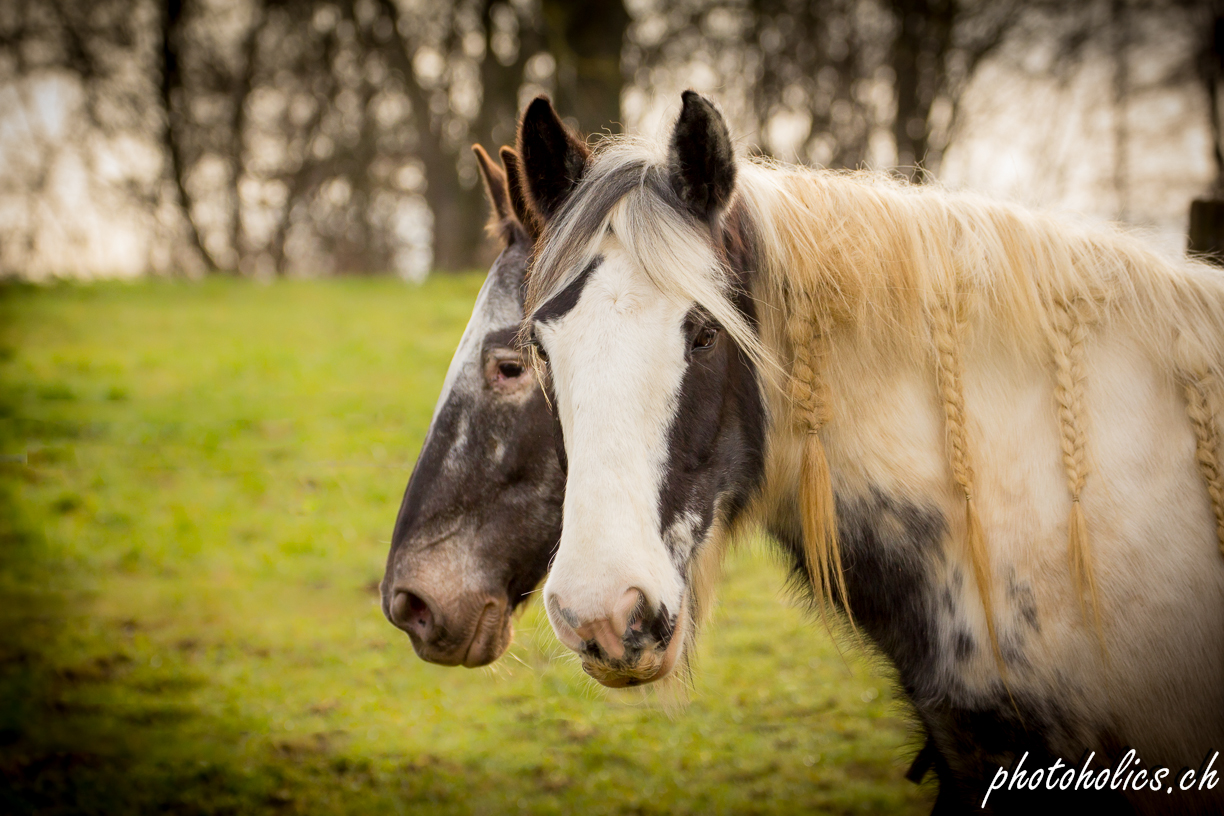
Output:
547,589,647,661
391,590,434,640
611,588,645,638
572,619,626,660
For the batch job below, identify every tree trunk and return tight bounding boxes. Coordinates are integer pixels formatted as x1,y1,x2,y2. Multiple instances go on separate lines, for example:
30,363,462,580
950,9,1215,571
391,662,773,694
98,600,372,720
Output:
474,0,542,151
423,147,486,273
541,0,628,134
889,0,953,182
1111,0,1131,222
160,0,220,271
375,0,485,272
1200,8,1224,193
1188,8,1224,266
228,1,264,274
891,0,923,176
1189,199,1224,265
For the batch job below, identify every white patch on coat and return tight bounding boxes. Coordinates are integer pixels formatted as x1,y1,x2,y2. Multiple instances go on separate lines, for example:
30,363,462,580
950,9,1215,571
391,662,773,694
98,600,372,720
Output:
664,511,704,566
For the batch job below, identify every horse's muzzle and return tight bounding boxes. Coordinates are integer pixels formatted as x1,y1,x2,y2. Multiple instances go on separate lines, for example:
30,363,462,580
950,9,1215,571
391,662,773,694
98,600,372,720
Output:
385,584,512,667
548,589,689,687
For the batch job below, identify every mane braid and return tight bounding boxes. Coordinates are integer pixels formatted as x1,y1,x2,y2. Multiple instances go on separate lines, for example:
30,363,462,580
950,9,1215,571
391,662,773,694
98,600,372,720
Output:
1051,298,1106,652
931,296,1005,675
732,160,1224,646
785,284,851,631
1182,369,1224,555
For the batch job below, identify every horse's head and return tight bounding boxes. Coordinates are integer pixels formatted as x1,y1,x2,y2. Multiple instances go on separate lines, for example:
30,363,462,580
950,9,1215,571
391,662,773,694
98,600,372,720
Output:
519,94,767,686
381,145,564,667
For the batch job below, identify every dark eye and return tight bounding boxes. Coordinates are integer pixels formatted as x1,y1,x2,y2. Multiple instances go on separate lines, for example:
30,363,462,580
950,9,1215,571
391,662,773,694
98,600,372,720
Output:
692,325,719,351
531,331,549,362
498,361,524,379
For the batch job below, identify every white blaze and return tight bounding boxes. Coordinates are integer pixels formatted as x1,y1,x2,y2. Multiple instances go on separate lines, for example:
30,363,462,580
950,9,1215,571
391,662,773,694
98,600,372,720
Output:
539,243,693,629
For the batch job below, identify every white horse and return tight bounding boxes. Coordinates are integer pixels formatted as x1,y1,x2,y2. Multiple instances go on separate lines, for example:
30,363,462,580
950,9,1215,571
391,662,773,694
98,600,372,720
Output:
511,92,1224,813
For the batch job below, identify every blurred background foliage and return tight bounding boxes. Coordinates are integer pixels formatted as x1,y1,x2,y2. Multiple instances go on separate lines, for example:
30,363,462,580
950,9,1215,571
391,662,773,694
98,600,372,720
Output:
3,2,1224,813
0,0,1221,280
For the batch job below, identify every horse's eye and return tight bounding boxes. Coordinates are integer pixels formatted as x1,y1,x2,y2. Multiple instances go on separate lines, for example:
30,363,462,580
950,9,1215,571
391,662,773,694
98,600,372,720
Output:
498,361,524,379
531,332,549,363
692,326,719,351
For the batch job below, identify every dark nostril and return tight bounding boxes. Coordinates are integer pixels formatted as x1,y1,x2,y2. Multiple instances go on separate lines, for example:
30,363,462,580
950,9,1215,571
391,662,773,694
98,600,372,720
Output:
391,590,434,639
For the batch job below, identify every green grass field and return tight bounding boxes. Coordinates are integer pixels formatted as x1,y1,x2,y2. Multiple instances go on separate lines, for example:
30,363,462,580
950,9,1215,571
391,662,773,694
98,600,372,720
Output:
0,277,932,815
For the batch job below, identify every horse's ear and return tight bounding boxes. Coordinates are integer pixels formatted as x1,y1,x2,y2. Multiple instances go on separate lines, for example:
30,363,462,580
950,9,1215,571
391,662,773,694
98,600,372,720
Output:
668,91,736,223
500,146,541,243
516,95,590,223
472,144,511,235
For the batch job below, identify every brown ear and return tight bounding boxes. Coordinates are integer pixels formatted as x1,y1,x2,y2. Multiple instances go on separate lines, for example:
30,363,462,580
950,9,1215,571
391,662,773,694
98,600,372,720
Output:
472,144,512,234
515,96,591,223
499,147,541,243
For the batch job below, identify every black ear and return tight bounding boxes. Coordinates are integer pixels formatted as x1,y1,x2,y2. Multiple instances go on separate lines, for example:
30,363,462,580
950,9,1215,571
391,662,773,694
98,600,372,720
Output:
500,146,541,243
668,91,736,223
472,144,512,231
516,96,591,223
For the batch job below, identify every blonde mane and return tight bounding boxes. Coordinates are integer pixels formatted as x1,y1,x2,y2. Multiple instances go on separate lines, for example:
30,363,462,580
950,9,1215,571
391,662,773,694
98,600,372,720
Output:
525,138,1224,657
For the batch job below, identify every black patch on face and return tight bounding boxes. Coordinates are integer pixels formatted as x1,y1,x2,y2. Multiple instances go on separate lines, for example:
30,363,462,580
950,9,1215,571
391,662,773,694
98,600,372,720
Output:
655,302,767,563
480,326,521,359
654,200,768,565
532,256,600,326
383,239,565,635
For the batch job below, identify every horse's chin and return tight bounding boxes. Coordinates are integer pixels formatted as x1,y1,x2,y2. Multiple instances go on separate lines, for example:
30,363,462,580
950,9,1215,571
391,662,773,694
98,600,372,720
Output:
410,601,513,668
460,607,514,668
580,595,689,688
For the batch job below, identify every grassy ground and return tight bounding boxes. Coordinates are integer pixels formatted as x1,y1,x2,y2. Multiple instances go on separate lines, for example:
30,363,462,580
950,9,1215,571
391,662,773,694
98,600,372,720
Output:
0,277,933,815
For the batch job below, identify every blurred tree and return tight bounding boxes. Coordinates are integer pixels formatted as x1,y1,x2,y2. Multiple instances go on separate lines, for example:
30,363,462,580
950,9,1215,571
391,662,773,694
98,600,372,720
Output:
888,0,1020,180
749,0,888,168
2,0,1217,278
161,0,485,275
1189,0,1224,262
156,0,626,275
633,0,1017,178
541,0,630,132
160,0,263,273
0,0,175,278
1201,2,1224,191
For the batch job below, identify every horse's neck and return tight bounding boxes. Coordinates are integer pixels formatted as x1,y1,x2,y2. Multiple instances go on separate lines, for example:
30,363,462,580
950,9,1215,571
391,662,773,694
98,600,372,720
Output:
757,318,1017,673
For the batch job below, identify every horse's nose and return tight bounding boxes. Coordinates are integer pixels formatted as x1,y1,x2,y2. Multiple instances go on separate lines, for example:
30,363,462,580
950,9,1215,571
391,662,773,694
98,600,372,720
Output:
546,587,645,659
387,585,439,643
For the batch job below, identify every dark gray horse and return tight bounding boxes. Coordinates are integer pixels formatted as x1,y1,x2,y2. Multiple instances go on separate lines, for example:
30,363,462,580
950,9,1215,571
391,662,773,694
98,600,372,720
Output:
380,144,566,667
